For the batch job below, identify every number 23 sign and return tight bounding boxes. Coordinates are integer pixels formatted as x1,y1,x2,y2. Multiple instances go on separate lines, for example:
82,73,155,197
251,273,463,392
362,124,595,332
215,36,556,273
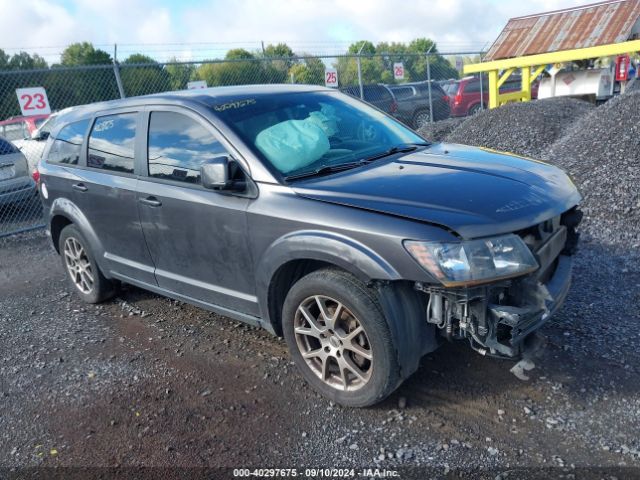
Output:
16,87,52,116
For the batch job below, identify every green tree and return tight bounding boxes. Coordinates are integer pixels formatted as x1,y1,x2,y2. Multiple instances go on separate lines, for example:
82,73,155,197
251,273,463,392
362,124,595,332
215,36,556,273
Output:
225,48,254,60
262,43,295,82
0,49,9,69
60,42,112,66
197,49,266,87
264,43,294,59
289,56,325,85
7,51,47,70
120,54,170,96
165,58,196,91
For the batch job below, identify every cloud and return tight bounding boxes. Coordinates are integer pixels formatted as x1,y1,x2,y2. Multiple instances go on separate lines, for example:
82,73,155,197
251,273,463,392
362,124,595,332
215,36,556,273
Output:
0,0,590,62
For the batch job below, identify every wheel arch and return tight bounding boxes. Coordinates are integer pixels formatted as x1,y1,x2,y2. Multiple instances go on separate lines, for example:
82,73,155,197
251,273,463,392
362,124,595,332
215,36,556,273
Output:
257,230,402,336
48,198,106,271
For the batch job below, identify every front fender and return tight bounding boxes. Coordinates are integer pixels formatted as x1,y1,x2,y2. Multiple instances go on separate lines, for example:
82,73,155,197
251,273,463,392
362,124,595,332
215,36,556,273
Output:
255,230,401,321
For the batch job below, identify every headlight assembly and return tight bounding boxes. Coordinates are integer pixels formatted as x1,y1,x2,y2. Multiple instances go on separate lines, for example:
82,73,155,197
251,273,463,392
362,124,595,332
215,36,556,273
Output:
404,234,538,287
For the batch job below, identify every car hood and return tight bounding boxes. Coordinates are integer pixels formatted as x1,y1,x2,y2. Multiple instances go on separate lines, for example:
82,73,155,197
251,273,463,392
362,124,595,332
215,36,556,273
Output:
292,143,581,239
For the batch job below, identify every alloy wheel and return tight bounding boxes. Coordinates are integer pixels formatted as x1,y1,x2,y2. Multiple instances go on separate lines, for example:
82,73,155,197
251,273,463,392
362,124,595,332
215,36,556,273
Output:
294,295,373,391
63,237,94,294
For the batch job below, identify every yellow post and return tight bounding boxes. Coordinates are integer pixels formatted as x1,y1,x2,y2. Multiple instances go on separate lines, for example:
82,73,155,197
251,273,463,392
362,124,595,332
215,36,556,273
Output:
488,70,499,109
521,66,531,101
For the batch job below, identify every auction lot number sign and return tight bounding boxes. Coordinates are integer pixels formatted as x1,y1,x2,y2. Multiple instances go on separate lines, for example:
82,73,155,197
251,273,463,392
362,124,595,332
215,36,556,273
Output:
325,68,338,87
393,62,405,80
16,87,51,116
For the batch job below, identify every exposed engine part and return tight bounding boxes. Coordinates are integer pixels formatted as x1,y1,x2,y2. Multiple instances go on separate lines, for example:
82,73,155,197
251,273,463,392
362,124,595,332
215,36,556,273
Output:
414,211,580,359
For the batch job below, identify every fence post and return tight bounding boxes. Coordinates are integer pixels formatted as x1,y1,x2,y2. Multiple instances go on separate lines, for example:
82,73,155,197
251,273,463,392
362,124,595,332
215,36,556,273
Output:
479,53,485,111
113,61,126,99
357,43,365,100
426,46,434,123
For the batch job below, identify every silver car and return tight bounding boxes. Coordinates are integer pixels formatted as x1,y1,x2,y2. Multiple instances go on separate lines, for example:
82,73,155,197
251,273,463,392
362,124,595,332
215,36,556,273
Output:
0,137,36,207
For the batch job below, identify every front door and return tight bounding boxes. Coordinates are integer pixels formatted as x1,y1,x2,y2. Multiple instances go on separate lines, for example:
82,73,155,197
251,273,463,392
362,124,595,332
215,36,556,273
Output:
136,108,258,316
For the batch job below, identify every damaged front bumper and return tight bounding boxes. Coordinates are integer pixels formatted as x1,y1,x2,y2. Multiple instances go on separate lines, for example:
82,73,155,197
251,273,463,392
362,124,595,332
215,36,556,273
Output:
415,210,580,358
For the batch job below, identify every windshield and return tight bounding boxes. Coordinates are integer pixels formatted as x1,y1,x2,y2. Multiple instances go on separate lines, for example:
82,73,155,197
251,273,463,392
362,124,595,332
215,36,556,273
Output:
211,91,427,179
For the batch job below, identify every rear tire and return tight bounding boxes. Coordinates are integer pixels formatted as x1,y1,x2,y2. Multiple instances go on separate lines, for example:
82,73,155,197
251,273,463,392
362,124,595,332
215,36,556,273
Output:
58,224,116,304
412,109,431,129
468,103,484,116
282,268,400,407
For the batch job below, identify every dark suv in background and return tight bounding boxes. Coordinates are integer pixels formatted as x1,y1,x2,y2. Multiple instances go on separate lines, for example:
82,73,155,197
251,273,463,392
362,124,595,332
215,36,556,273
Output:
37,85,581,407
388,82,450,129
340,84,397,116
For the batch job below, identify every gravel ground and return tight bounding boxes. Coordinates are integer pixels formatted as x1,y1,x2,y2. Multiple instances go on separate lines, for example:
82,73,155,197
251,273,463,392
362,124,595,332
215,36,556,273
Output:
417,117,465,142
1,226,639,479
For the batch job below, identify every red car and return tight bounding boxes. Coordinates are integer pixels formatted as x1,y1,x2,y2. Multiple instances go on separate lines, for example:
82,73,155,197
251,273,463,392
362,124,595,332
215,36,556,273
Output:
448,76,539,117
0,114,50,142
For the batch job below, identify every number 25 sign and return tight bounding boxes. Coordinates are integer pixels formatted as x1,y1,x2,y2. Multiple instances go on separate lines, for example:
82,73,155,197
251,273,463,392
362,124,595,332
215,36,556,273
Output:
325,68,338,88
16,87,52,116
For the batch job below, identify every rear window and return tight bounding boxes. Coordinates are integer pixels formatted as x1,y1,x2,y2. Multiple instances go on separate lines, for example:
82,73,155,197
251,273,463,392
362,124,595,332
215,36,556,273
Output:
48,120,90,166
87,113,137,174
1,122,27,141
0,138,18,155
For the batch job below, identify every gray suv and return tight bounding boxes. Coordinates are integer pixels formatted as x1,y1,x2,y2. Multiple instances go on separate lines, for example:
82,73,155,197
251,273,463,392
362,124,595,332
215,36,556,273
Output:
38,85,582,407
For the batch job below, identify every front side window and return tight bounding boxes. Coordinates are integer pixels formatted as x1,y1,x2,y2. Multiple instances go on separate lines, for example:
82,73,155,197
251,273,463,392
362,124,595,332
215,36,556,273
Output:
147,111,227,184
48,120,90,165
88,113,137,174
212,91,426,177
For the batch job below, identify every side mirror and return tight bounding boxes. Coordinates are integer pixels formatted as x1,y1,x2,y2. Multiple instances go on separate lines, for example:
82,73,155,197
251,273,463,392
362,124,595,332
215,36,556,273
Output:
200,156,245,192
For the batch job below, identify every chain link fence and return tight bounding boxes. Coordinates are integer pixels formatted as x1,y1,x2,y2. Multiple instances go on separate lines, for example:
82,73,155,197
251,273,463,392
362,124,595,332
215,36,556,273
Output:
0,51,483,238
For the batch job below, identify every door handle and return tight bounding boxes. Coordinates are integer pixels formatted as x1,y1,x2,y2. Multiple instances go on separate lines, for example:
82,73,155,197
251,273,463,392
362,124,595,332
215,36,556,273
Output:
72,183,88,192
139,196,162,207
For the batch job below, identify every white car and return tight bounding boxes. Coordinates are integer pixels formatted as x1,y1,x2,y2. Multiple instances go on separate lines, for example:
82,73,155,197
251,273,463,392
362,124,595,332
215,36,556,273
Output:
13,111,65,172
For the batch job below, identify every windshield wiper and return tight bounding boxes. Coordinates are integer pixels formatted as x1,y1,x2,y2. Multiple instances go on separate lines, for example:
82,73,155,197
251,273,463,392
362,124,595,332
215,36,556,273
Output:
358,143,429,163
284,161,363,181
284,143,430,182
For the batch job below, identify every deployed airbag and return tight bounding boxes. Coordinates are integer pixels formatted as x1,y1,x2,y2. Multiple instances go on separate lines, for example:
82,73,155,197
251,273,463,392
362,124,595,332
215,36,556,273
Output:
255,119,330,173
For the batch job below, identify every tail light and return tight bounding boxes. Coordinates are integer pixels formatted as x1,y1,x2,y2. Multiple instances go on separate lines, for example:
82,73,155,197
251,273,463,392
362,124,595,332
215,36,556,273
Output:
32,167,40,185
389,101,398,114
454,93,463,105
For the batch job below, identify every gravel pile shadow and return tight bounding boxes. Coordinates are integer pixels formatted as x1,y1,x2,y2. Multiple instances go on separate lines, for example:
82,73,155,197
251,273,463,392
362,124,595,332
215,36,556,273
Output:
418,117,465,142
546,90,640,246
444,97,594,158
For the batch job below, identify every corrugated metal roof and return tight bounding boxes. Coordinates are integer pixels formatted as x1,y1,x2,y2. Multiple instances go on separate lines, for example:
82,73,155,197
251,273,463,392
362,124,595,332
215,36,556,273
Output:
485,0,640,61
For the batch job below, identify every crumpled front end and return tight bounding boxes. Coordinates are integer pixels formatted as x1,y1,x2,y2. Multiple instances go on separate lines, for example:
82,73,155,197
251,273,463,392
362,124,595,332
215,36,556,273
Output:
415,207,582,358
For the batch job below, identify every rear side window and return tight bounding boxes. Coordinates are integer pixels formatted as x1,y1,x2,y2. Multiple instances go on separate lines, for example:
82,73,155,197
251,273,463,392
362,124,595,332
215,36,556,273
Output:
88,113,137,174
0,138,18,155
392,87,414,100
147,111,227,184
48,120,90,165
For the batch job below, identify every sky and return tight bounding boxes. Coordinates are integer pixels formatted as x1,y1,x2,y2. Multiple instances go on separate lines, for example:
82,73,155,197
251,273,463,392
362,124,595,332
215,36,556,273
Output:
0,0,589,63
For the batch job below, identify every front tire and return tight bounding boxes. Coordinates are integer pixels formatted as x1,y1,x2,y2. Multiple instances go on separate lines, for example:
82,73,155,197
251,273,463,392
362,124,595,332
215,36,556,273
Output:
282,269,400,407
58,224,116,303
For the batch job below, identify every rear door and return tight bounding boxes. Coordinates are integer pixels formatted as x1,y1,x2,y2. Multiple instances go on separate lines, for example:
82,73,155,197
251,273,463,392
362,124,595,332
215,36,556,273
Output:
136,106,258,315
72,110,157,285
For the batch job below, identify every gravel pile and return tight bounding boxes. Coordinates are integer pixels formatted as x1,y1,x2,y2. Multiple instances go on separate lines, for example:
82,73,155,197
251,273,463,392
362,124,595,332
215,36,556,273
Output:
418,117,465,142
437,93,639,246
546,90,640,246
444,97,594,157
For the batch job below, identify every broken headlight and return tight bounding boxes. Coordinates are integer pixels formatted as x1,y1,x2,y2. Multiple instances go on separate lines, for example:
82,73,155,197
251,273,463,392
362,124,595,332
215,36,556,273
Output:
404,234,538,287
